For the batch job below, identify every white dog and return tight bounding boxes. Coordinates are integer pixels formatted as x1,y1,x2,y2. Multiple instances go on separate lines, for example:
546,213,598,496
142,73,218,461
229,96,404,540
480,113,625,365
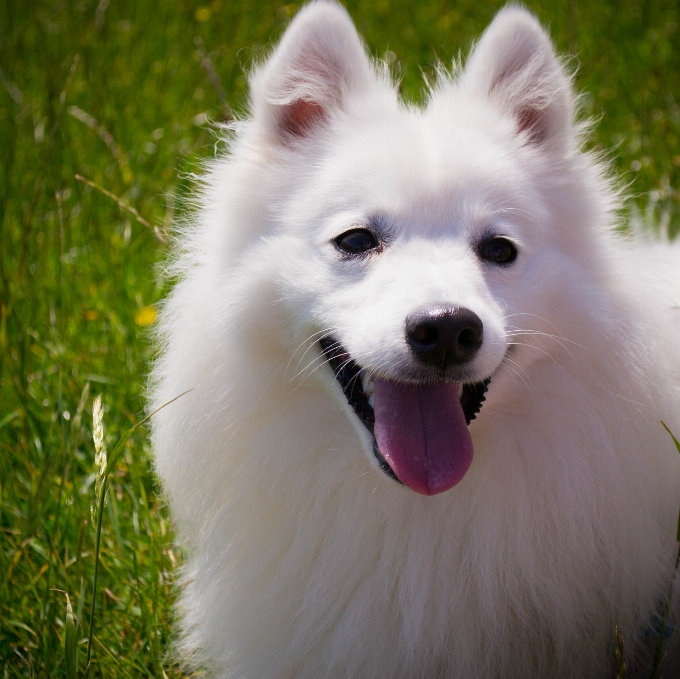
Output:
151,3,680,677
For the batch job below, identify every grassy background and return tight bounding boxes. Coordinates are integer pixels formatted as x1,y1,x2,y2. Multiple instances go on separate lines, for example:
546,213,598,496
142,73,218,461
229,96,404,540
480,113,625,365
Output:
0,0,678,676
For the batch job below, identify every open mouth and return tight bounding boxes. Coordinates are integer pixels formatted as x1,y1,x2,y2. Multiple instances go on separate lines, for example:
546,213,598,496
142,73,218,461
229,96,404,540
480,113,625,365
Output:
320,336,490,495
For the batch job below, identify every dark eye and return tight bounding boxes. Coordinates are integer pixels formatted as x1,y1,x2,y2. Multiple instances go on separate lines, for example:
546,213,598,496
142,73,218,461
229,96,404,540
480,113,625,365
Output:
334,229,379,255
479,237,517,265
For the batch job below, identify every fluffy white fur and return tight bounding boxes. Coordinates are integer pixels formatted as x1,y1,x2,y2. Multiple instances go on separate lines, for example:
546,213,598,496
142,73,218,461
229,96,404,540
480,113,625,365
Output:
150,3,680,677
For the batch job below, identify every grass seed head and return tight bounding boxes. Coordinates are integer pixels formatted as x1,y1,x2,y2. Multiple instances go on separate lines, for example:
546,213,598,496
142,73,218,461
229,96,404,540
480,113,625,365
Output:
91,394,108,527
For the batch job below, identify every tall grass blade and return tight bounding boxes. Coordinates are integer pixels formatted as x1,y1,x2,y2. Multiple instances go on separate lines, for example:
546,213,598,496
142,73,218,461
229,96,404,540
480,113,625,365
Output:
83,389,192,676
661,421,680,454
104,388,193,477
84,472,107,678
65,592,78,679
614,626,626,679
53,589,78,678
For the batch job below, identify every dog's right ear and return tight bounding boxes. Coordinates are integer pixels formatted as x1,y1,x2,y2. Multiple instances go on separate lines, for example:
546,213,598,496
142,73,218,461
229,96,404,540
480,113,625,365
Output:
460,7,575,151
249,1,376,143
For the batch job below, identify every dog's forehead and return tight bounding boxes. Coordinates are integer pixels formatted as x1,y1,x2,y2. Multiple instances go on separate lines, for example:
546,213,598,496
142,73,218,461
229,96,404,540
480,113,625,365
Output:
289,106,539,238
339,107,517,188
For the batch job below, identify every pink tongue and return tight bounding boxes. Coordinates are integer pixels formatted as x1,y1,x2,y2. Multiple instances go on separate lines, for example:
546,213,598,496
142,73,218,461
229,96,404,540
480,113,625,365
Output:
373,379,474,496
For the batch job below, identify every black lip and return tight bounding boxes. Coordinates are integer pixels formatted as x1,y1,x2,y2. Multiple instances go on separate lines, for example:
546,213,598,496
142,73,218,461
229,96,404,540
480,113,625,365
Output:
319,335,490,483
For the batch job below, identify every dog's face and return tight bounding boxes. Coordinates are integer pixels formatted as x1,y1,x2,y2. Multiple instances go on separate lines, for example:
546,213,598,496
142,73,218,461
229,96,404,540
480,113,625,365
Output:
239,1,606,495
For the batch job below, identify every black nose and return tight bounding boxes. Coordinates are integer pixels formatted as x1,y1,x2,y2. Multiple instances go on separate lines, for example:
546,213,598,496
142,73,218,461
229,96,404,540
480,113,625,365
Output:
406,306,483,369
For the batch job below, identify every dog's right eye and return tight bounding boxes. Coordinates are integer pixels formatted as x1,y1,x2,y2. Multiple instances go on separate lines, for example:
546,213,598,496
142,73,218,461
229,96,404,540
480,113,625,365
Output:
478,237,518,265
334,229,379,255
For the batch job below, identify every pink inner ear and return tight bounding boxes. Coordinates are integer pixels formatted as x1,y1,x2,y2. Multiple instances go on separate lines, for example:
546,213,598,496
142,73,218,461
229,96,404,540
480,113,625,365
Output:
279,98,328,137
274,44,343,139
516,106,547,144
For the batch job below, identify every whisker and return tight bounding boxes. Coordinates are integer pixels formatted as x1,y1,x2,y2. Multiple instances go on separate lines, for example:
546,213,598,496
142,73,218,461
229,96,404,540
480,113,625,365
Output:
504,326,586,350
501,312,578,343
505,331,579,364
291,330,334,374
285,328,334,381
501,356,535,400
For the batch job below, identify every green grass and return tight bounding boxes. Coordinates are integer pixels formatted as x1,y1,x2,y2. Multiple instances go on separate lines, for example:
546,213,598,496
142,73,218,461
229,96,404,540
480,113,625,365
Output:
0,0,678,676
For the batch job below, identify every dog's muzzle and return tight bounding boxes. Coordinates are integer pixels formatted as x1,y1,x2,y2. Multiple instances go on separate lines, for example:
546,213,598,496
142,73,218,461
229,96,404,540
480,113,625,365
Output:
319,335,490,490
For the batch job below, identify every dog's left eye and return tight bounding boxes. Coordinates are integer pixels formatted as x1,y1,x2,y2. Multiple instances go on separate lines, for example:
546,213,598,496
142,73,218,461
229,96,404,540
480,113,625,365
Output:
334,229,379,255
479,237,517,265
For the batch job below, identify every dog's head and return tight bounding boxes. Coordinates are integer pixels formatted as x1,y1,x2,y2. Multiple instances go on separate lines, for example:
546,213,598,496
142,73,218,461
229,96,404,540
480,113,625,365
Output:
228,1,614,496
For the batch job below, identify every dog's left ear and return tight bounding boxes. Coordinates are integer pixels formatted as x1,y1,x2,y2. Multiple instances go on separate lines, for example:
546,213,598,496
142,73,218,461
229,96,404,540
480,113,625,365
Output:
249,1,378,144
461,7,574,150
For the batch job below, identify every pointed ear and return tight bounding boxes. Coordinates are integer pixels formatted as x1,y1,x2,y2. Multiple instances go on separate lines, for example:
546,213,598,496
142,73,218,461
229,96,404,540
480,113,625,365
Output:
250,1,376,143
462,7,574,148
